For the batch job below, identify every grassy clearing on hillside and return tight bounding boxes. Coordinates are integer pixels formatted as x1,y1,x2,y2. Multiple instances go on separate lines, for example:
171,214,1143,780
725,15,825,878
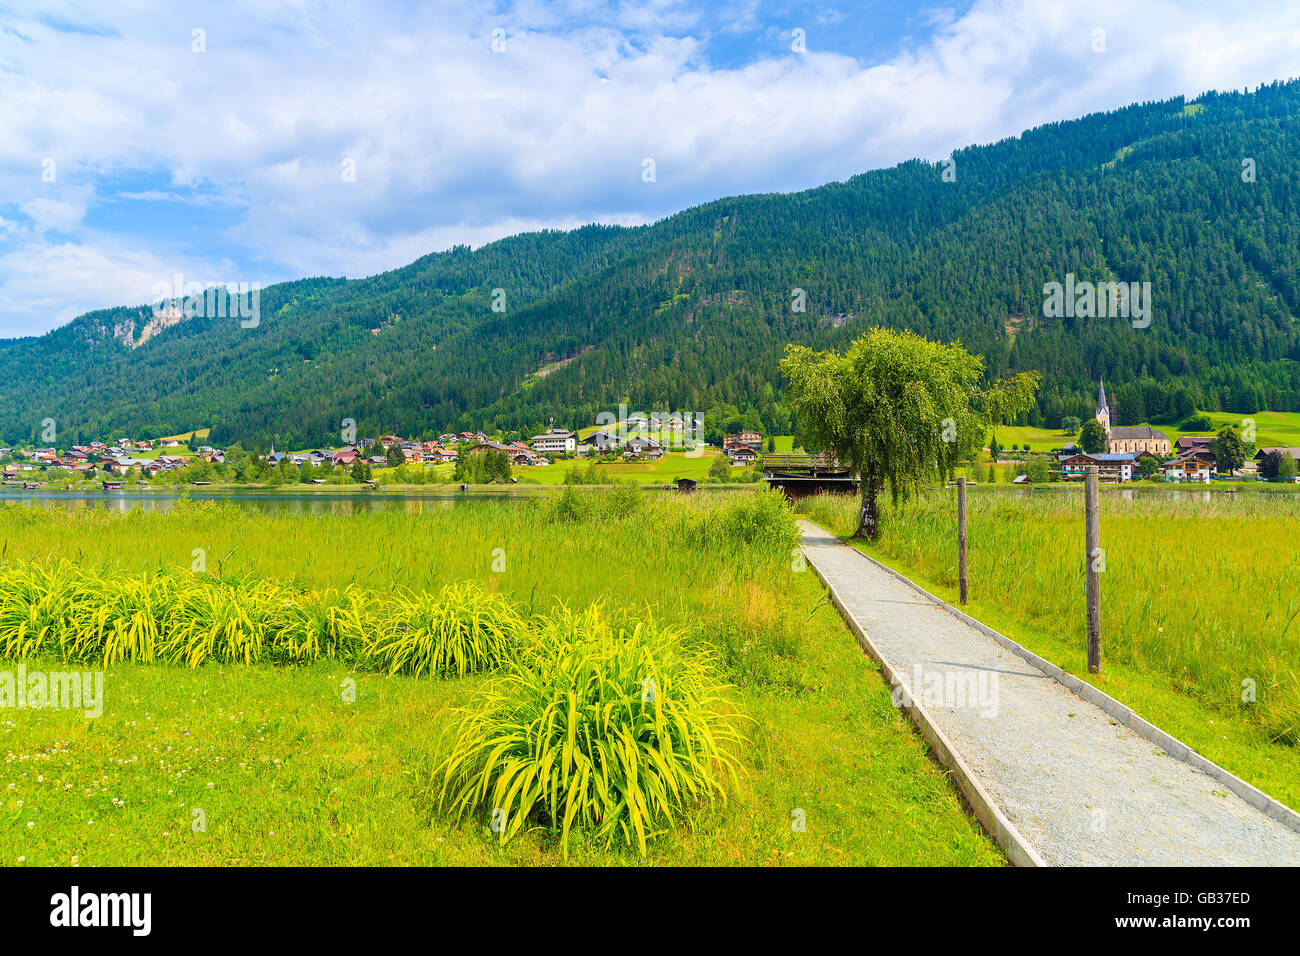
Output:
797,489,1300,807
518,450,728,485
0,491,1003,866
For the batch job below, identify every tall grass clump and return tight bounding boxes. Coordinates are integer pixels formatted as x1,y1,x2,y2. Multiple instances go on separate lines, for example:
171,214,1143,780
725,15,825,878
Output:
366,582,527,677
0,560,521,675
433,604,744,857
674,487,800,567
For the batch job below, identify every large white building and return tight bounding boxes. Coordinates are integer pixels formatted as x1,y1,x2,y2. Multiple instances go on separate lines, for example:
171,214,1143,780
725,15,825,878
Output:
530,429,576,454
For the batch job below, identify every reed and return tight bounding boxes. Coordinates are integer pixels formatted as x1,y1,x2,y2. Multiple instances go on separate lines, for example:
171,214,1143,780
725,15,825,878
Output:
433,603,744,857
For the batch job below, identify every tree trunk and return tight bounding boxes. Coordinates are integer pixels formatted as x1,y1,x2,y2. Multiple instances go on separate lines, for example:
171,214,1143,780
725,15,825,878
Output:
856,468,880,539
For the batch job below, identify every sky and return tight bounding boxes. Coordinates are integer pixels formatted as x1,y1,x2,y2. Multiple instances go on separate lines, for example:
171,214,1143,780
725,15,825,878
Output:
1,0,1298,337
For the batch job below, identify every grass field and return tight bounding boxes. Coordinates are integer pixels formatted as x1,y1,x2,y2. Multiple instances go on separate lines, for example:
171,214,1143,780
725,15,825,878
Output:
991,410,1300,452
797,489,1300,808
0,492,1001,866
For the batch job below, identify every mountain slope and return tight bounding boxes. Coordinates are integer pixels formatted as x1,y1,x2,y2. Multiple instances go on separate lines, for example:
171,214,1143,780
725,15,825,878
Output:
3,80,1299,447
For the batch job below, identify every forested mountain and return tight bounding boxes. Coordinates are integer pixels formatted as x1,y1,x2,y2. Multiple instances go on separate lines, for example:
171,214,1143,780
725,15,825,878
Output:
3,79,1299,448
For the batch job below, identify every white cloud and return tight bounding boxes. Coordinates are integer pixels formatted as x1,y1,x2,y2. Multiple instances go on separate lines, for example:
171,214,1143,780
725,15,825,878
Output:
1,0,1299,335
0,239,217,337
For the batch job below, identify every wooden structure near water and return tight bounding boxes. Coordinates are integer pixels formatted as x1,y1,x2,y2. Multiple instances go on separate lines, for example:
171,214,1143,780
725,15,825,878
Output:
762,453,858,501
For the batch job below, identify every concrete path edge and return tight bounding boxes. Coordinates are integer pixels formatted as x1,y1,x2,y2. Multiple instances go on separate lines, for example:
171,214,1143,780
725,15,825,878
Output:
799,519,1300,845
800,526,1047,866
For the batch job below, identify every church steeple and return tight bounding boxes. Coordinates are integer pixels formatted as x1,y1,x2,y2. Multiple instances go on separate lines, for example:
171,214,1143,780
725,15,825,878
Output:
1096,377,1111,434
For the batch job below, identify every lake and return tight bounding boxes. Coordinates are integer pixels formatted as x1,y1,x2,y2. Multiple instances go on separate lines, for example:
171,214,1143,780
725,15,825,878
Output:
0,488,556,514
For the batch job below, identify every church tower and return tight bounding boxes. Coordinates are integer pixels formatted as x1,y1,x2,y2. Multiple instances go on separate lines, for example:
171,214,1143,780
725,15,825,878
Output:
1096,378,1111,434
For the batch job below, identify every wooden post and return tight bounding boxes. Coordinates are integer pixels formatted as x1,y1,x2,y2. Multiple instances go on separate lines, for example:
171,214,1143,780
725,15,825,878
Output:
1084,465,1101,673
956,477,968,605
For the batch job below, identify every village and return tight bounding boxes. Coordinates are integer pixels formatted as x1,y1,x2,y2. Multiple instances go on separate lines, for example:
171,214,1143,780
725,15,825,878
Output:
1047,382,1300,484
1,389,1296,488
0,418,774,487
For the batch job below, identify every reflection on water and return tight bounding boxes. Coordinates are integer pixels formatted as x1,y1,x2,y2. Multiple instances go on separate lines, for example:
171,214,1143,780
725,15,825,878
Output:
0,489,555,515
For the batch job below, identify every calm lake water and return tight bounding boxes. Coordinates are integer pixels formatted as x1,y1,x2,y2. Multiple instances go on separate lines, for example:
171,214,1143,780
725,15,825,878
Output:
0,489,558,514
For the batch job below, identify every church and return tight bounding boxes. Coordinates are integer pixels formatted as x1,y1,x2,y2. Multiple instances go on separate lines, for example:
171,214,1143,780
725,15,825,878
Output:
1095,379,1171,456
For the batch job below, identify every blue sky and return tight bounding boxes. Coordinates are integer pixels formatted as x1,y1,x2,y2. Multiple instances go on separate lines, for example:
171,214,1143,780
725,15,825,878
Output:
1,0,1297,336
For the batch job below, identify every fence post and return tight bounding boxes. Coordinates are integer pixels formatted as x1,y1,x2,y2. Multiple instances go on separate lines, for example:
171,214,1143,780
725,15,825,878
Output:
1085,465,1101,673
957,476,968,605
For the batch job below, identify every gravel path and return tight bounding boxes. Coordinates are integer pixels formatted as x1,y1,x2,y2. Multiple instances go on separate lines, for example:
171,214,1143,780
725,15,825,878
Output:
798,519,1300,866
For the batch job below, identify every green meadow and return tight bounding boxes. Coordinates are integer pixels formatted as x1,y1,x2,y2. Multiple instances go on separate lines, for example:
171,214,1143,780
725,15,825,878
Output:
0,492,1001,867
513,450,734,485
797,488,1300,808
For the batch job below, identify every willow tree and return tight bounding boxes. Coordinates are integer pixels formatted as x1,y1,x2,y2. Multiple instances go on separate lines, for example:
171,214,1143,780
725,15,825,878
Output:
781,329,1039,539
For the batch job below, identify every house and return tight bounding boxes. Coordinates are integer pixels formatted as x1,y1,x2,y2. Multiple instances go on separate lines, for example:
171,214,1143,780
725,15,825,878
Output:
675,477,697,494
380,435,403,446
464,440,514,455
1176,436,1215,454
1058,451,1144,482
583,430,621,452
336,450,360,466
530,429,576,454
103,458,146,474
1254,446,1300,464
1253,447,1300,481
625,414,648,428
723,431,763,459
624,436,663,460
1160,450,1215,482
503,442,539,464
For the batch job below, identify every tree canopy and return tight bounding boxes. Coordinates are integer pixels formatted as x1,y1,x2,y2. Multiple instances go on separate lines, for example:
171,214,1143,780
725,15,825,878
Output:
1210,426,1247,475
1078,418,1109,454
781,328,1038,537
